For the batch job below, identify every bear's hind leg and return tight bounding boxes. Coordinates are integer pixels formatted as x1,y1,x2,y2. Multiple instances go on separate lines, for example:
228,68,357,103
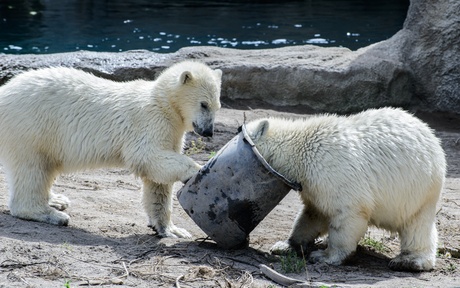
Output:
309,211,368,265
7,161,70,226
389,202,438,272
142,180,191,238
271,204,328,255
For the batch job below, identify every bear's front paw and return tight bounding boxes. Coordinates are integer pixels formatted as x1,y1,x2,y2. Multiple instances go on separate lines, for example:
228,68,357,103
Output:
180,176,193,185
153,224,192,238
180,163,203,184
308,249,328,264
270,241,293,255
44,210,70,226
169,225,192,238
49,193,71,211
389,253,433,272
309,249,346,265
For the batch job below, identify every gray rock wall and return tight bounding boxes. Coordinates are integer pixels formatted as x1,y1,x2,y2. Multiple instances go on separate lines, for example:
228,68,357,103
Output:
402,0,460,113
0,0,458,114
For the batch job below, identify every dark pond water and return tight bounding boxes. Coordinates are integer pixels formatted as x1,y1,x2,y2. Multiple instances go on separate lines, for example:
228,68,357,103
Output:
0,0,409,54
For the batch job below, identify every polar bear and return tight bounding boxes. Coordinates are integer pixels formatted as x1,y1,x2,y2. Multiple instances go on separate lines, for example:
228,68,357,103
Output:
0,61,222,238
245,108,445,271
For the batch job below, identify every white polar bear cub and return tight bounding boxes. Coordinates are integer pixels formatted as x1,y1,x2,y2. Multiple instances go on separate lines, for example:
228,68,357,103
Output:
245,108,445,271
0,61,222,238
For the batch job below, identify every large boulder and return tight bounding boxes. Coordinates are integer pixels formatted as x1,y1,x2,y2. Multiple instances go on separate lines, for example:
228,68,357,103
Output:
0,0,458,114
402,0,460,113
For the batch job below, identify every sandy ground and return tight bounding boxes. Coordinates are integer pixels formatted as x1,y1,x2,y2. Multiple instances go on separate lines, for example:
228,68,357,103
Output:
0,100,459,288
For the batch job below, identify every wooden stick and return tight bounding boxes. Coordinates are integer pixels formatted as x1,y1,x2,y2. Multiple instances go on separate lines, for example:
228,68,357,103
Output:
259,264,304,286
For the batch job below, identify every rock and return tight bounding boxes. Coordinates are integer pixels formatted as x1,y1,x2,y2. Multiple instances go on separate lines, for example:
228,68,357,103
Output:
0,50,171,84
402,0,460,113
0,0,458,114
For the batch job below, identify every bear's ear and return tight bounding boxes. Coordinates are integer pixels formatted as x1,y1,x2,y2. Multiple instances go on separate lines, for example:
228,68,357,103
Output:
214,69,222,79
253,119,269,141
180,71,193,84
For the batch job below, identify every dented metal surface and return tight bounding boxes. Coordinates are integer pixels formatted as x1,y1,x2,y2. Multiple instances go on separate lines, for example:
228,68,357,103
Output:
177,125,300,249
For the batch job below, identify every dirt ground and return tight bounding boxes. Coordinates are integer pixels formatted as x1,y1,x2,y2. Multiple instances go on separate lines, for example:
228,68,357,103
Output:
0,100,459,288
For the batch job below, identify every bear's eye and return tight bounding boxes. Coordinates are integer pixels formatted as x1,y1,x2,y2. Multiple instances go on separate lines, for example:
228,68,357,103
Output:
200,102,209,110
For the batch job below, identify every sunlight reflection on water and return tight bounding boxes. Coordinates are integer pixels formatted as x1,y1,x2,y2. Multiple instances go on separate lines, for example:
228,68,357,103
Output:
0,0,409,54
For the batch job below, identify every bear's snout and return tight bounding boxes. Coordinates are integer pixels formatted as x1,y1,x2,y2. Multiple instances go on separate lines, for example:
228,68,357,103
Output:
201,128,213,137
193,122,214,137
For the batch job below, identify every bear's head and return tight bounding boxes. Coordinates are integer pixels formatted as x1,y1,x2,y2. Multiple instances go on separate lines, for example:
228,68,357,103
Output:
162,61,222,137
245,118,270,140
245,118,272,160
245,118,301,188
245,118,292,172
246,118,303,191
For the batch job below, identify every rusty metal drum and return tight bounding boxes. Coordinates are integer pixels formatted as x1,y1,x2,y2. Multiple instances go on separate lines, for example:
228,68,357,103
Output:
177,124,302,249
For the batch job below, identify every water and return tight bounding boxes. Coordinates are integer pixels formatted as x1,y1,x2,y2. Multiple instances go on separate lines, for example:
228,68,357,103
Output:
0,0,409,55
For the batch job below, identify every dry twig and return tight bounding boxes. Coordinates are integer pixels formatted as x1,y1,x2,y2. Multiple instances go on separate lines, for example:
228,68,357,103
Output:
175,274,184,288
121,261,129,278
300,245,311,285
239,270,254,287
0,259,51,270
222,256,259,268
446,199,460,207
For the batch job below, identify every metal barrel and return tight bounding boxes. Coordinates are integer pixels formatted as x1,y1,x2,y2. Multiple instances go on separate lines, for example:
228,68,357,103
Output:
177,124,302,249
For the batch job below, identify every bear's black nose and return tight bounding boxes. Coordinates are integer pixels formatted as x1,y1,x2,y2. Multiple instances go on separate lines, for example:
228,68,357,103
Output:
201,128,213,137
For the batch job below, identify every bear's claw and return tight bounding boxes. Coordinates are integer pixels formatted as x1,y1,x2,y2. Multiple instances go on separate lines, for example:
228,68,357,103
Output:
270,241,293,255
150,224,192,239
169,226,192,238
49,193,71,211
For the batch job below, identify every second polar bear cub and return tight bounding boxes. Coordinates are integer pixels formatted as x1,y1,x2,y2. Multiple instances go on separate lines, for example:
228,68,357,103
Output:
245,108,445,271
0,61,222,238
